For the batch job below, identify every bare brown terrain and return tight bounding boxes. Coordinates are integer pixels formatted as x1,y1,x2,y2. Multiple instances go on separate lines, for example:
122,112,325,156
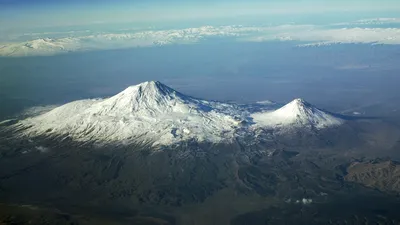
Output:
346,160,400,194
0,119,400,225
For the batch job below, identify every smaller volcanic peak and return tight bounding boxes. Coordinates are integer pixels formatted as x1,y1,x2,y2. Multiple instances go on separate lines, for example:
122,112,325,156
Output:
251,98,343,129
274,98,314,117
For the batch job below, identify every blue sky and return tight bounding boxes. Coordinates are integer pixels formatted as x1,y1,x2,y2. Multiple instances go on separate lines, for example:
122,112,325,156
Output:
1,0,400,30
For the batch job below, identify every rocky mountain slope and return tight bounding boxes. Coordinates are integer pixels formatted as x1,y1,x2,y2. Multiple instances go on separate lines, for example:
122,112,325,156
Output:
345,160,400,193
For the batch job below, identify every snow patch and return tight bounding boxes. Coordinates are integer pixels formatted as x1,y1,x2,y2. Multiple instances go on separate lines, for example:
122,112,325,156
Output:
286,198,313,205
36,146,49,153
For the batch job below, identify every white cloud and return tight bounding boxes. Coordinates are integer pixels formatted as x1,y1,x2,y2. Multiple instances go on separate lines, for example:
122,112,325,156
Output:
291,28,400,46
0,26,260,56
302,198,313,204
1,23,400,57
247,26,400,45
335,18,400,26
287,198,313,205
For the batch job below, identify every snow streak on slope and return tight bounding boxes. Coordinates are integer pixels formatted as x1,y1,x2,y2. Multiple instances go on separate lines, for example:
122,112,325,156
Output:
251,98,343,129
13,82,344,147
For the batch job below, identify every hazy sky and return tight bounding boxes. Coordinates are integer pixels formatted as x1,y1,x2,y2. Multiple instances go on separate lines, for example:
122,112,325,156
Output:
2,0,400,30
1,0,400,118
1,0,400,57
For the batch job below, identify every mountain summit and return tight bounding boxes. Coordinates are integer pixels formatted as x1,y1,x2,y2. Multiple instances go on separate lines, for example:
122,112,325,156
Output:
12,82,344,146
15,81,246,146
251,98,343,129
93,81,190,116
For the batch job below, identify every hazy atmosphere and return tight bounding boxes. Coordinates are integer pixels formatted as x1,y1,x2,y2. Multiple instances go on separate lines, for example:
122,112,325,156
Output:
1,0,400,119
1,0,400,225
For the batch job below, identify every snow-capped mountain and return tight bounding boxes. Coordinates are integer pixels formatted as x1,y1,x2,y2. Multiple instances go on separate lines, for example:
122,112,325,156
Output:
11,82,344,146
14,81,247,146
251,98,343,129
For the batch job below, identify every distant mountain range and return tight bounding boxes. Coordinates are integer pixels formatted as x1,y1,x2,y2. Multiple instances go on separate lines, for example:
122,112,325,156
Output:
10,81,344,147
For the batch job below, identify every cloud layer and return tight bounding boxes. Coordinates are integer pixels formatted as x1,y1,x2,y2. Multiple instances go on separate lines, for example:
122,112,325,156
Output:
1,19,400,57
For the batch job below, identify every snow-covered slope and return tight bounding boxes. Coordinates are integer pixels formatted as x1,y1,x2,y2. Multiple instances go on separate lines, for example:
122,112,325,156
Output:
251,98,343,129
13,82,344,147
15,81,247,146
